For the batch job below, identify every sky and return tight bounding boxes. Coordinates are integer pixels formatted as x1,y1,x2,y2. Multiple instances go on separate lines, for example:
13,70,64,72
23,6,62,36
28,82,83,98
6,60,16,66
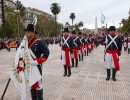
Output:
14,0,130,29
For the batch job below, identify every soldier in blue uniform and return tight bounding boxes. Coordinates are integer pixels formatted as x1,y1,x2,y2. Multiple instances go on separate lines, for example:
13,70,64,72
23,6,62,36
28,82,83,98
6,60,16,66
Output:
88,34,92,53
60,28,73,77
78,32,85,61
84,34,90,56
101,26,122,81
71,30,80,67
127,34,130,54
25,24,50,100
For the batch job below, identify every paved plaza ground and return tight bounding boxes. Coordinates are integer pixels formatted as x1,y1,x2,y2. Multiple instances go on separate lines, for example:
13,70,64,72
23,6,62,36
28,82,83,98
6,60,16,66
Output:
0,44,130,100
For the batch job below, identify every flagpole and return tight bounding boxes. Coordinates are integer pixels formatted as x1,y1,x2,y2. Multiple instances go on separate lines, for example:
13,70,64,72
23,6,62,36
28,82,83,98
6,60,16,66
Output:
106,23,107,34
1,78,11,100
101,12,102,36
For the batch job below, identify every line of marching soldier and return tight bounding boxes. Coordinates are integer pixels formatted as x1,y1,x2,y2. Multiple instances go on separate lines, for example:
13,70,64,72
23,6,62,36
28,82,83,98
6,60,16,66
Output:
59,27,101,77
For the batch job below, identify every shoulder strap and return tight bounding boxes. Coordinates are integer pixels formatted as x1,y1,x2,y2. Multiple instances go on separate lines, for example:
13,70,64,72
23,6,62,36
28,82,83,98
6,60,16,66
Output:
73,37,78,46
28,37,38,48
106,35,118,50
63,36,70,47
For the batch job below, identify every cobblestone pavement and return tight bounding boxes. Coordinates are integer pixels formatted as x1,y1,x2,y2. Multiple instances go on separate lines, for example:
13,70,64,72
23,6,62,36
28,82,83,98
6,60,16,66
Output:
0,44,130,100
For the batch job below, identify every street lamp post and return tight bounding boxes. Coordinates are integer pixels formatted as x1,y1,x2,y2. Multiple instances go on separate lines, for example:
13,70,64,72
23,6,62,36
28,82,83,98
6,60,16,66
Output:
14,9,20,39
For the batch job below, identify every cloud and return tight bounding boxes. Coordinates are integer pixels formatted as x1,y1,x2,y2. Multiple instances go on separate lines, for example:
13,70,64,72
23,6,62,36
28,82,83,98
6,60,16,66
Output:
14,0,130,29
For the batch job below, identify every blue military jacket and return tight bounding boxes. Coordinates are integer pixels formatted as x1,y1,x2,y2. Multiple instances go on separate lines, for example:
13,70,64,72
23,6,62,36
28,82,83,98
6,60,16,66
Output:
29,38,50,59
102,35,122,52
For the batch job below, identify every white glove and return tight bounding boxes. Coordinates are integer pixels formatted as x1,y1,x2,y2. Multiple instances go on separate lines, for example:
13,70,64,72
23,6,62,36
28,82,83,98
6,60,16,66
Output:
30,60,38,66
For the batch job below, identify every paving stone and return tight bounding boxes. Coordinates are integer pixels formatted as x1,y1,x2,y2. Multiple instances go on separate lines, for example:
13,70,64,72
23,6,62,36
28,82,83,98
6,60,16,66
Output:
0,45,130,100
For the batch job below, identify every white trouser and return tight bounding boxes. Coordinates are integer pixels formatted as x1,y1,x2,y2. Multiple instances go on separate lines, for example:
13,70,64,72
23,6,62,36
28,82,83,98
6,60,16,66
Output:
89,44,91,49
105,53,118,69
128,43,130,48
84,47,86,51
124,42,127,47
78,50,81,55
78,50,82,60
62,50,71,65
70,53,74,58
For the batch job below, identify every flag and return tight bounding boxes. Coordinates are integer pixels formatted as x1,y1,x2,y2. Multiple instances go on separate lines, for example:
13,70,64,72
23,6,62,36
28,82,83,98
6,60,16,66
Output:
32,16,37,32
101,12,105,24
10,36,42,100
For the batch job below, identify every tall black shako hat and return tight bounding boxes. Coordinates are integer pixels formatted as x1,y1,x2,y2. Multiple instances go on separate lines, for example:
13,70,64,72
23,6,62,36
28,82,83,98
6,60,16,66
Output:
108,26,116,31
63,28,69,33
72,30,76,34
25,24,38,34
78,32,82,35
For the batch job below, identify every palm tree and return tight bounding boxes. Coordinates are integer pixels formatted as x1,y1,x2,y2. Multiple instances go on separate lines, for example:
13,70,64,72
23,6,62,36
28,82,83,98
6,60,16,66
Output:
70,13,76,27
78,21,84,28
74,24,80,32
14,0,25,17
50,3,61,35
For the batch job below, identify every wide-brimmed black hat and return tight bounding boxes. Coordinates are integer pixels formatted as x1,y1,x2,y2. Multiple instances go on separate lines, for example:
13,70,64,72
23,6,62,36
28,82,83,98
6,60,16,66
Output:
72,30,76,34
63,28,69,33
25,24,34,32
108,26,116,31
78,32,82,35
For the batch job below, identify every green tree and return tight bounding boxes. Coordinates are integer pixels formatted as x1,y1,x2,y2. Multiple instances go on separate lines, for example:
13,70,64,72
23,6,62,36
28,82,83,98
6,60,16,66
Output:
0,0,25,38
0,10,17,38
70,13,76,27
50,3,61,36
74,24,80,32
37,15,61,37
14,0,26,17
78,21,84,28
121,17,130,34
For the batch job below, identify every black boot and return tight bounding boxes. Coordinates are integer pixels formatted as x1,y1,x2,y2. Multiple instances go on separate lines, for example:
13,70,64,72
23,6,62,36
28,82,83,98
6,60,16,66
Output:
75,59,78,68
63,65,67,77
71,58,74,67
36,89,43,100
67,67,71,77
106,69,110,81
8,48,10,52
112,68,116,81
82,54,84,61
128,48,130,54
84,50,86,56
30,89,37,100
89,49,91,53
87,51,88,56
